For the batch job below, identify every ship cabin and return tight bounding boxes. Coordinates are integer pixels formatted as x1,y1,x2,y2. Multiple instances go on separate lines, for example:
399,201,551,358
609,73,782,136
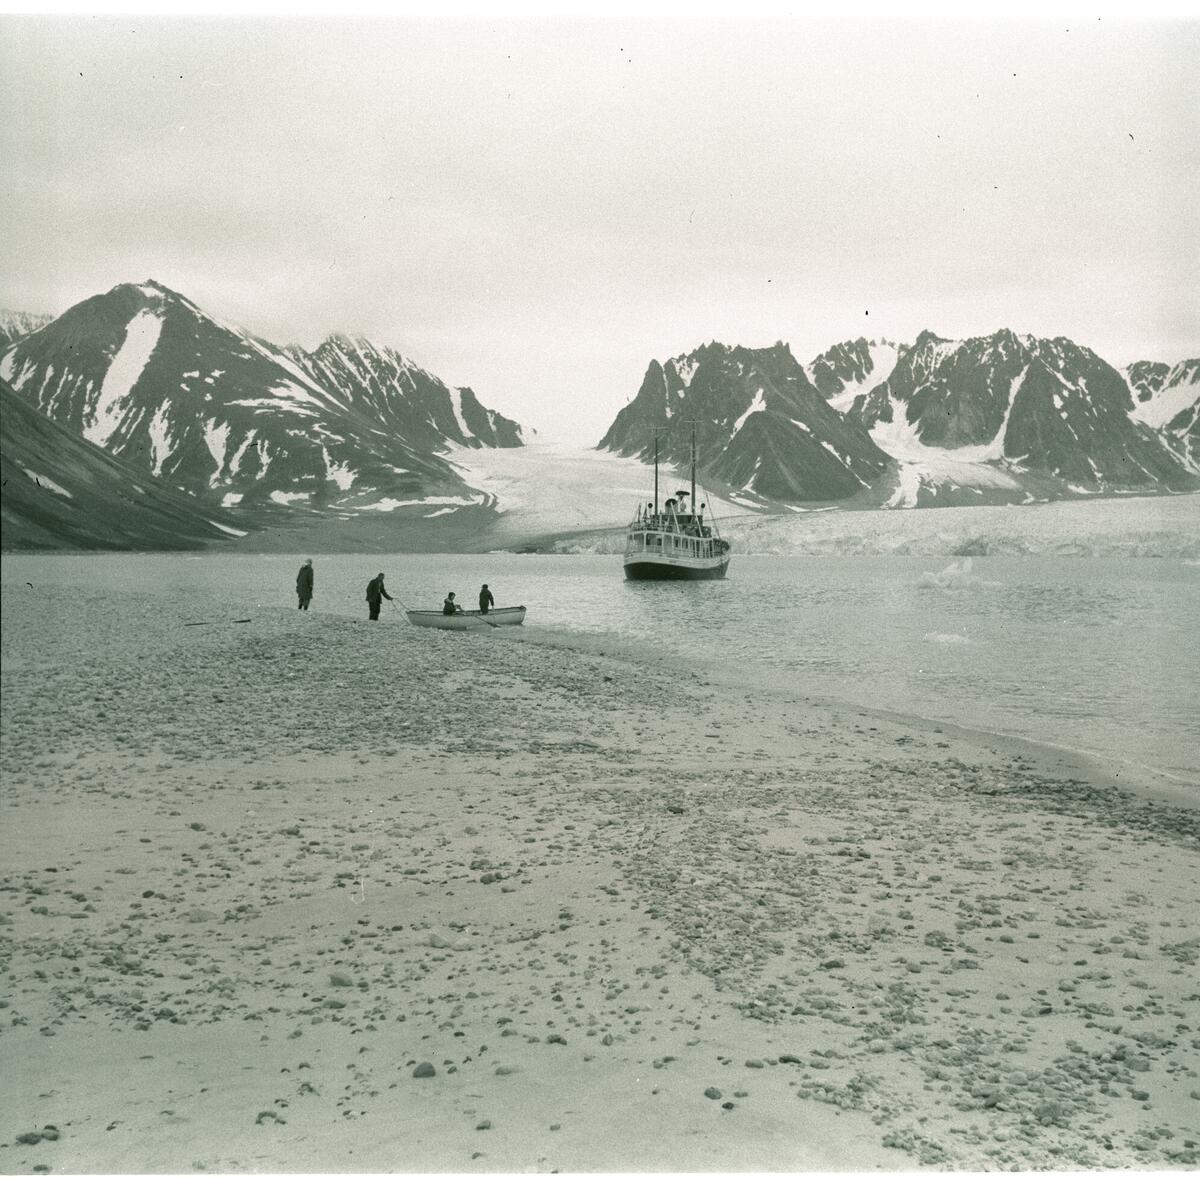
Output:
626,500,723,561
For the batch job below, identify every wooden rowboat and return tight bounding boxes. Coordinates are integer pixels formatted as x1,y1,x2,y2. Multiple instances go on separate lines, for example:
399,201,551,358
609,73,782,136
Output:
405,605,526,631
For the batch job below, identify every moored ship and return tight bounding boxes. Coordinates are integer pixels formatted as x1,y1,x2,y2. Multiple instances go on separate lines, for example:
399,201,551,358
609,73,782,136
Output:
623,429,731,581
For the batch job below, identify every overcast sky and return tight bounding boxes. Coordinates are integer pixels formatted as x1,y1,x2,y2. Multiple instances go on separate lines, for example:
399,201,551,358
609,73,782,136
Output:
2,14,1197,443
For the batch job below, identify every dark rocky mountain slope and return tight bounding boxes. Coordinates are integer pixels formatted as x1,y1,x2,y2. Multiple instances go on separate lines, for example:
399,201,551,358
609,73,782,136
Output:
1,377,252,550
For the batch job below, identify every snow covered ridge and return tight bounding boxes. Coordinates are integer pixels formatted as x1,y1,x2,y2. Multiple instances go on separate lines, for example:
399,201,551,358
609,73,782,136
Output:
0,279,527,517
0,309,53,346
602,331,1199,509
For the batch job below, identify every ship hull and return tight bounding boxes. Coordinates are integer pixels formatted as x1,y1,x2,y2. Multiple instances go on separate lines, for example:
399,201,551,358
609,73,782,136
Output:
623,556,730,581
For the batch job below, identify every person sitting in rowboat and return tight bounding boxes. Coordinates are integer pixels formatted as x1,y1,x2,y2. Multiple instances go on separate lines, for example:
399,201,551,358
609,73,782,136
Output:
442,592,463,616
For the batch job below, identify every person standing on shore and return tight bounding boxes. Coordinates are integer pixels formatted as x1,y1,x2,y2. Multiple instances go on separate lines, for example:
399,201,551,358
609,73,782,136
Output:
366,572,393,621
478,583,495,615
296,559,314,611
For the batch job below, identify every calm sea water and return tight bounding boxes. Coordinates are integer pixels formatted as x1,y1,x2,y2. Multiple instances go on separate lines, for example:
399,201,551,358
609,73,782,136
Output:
5,552,1198,788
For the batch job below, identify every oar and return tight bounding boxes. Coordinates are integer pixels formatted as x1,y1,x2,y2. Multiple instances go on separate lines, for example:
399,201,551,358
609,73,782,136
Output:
443,600,499,629
426,591,500,629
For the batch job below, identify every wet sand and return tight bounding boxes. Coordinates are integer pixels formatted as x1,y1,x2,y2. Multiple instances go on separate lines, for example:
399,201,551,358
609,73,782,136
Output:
1,578,1198,1173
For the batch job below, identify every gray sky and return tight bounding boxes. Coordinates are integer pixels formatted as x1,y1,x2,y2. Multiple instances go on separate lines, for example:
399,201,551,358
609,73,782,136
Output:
2,15,1197,443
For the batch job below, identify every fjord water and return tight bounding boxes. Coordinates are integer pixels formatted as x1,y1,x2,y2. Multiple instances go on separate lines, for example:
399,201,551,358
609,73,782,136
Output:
5,552,1198,789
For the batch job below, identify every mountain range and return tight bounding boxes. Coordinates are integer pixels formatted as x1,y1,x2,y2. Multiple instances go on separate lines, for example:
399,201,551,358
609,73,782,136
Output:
601,333,1199,508
1,280,1197,549
0,281,525,528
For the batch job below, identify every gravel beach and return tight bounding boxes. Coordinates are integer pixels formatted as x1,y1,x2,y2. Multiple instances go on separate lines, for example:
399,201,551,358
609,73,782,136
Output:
1,577,1198,1173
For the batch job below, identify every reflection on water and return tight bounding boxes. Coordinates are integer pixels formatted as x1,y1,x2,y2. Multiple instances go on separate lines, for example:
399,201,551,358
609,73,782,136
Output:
4,551,1198,785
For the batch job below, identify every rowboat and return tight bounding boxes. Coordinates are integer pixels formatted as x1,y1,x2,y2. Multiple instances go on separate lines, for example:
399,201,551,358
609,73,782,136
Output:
405,605,526,631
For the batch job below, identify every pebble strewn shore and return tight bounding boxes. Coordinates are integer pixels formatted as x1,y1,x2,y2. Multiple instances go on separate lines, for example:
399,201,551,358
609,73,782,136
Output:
1,582,1198,1172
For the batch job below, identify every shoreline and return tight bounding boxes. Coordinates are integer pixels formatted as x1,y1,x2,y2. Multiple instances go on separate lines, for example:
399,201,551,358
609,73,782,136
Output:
2,584,1198,1173
506,621,1200,814
4,489,1199,559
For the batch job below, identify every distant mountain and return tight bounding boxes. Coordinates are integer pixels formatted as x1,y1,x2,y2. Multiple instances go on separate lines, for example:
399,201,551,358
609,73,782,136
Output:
602,330,1198,509
1126,359,1200,474
1,377,251,550
840,330,1198,505
598,341,892,503
0,309,52,348
299,334,524,453
0,281,526,517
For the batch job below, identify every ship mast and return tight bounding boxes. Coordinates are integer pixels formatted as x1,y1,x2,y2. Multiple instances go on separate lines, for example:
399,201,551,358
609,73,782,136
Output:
653,432,659,516
690,422,696,523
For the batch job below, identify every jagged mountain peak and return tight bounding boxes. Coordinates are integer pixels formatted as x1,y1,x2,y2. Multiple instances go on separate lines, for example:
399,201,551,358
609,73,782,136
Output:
601,340,890,503
0,308,54,348
913,328,948,345
845,328,1196,501
609,327,1198,512
0,280,526,525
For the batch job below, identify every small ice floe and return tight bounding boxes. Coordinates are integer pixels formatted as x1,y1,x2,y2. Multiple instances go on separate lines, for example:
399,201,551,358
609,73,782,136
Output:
923,632,971,644
917,559,999,590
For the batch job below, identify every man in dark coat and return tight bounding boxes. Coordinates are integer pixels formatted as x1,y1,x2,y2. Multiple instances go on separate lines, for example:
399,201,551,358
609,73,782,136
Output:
366,573,393,621
478,584,495,615
296,559,314,610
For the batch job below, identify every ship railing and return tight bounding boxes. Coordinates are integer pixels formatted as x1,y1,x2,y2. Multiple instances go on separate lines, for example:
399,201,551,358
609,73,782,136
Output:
626,529,727,558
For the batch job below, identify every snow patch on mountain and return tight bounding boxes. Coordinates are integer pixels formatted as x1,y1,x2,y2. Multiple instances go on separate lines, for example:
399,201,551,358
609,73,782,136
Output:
674,355,700,388
984,365,1029,458
226,432,256,479
203,419,231,484
207,519,248,537
1128,368,1199,429
320,444,357,491
147,402,174,475
870,395,1023,489
356,494,472,512
22,468,72,498
818,342,899,413
2,349,38,394
732,387,766,434
86,310,163,446
863,361,1039,507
